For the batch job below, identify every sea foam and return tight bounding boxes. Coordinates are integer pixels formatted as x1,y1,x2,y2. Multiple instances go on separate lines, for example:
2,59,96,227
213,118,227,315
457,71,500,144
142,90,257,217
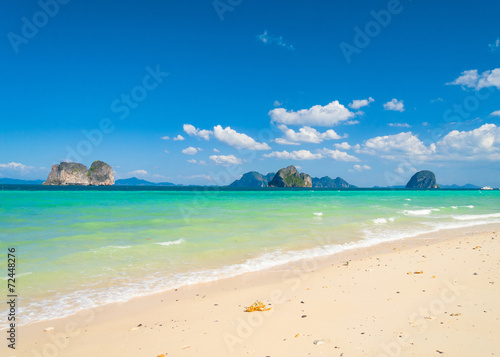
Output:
155,238,185,246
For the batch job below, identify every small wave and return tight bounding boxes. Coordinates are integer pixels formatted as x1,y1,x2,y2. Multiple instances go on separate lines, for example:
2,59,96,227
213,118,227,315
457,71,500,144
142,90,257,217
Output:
373,218,387,224
403,208,439,216
452,206,458,209
451,213,500,221
155,239,185,246
405,198,411,201
462,205,474,208
91,245,132,254
313,212,323,216
2,272,31,280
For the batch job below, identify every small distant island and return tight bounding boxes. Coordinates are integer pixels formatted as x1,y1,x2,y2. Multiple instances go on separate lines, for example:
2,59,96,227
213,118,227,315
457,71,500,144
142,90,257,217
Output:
405,170,439,189
229,165,355,188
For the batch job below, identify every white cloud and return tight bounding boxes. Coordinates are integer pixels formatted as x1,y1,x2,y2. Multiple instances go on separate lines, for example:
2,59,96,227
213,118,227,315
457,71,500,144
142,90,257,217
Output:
360,124,500,162
257,31,294,50
434,123,500,161
164,150,170,154
275,124,345,144
183,124,212,140
334,142,352,150
152,174,166,179
269,101,355,126
394,164,417,175
173,135,185,141
490,110,500,117
353,164,371,171
362,132,432,159
489,38,499,52
383,98,405,112
182,147,199,155
209,155,243,166
0,162,33,171
129,170,147,176
318,148,360,162
348,97,374,110
213,148,220,152
447,68,500,90
187,159,197,164
263,150,323,160
186,174,213,181
273,100,283,107
161,136,169,140
388,123,411,128
213,125,271,150
274,138,301,146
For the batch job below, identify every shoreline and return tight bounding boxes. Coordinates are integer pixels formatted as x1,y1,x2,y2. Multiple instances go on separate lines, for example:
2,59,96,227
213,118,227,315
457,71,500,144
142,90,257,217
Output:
6,220,498,329
5,223,500,356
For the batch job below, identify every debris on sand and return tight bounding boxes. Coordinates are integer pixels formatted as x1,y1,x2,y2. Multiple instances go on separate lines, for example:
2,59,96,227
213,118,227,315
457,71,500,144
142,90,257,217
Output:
245,301,271,312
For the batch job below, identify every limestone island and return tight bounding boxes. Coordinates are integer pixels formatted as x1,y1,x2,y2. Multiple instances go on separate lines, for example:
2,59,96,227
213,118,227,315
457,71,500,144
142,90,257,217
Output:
43,161,114,186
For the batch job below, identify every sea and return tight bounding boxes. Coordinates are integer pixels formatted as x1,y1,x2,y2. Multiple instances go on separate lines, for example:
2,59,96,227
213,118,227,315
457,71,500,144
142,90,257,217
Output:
1,185,499,328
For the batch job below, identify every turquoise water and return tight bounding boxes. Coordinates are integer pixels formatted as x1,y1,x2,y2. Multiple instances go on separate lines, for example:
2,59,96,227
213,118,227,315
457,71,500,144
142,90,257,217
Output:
1,188,499,327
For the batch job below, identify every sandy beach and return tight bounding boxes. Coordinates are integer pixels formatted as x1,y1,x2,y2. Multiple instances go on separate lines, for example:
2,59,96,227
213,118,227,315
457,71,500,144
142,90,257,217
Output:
6,225,500,357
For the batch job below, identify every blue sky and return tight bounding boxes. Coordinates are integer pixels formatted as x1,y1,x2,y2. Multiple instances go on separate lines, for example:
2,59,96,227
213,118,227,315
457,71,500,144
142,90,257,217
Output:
1,0,499,186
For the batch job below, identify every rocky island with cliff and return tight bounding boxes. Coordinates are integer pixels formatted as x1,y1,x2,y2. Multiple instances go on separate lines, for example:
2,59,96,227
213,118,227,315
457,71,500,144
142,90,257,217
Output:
229,165,356,188
43,161,114,186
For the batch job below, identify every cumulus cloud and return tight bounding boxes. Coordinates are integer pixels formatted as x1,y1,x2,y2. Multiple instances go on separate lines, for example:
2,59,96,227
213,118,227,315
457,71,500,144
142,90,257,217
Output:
213,125,270,150
434,123,500,161
263,150,323,160
269,101,355,126
318,148,360,162
161,136,169,140
273,100,283,107
353,164,371,171
490,110,500,117
129,170,147,176
173,135,185,141
274,124,345,144
258,31,294,50
182,147,200,155
447,68,500,90
361,132,433,159
348,97,374,110
0,162,34,171
388,123,411,128
187,159,197,164
213,148,220,152
383,98,405,112
183,124,212,140
360,124,500,162
209,155,243,166
334,142,352,150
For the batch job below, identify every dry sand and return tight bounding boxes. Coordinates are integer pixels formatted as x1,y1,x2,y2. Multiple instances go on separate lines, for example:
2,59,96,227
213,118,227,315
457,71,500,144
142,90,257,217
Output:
5,225,500,357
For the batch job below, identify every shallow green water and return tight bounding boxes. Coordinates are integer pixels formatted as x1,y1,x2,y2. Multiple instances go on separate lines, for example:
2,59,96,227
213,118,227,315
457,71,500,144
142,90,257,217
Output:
0,188,499,326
